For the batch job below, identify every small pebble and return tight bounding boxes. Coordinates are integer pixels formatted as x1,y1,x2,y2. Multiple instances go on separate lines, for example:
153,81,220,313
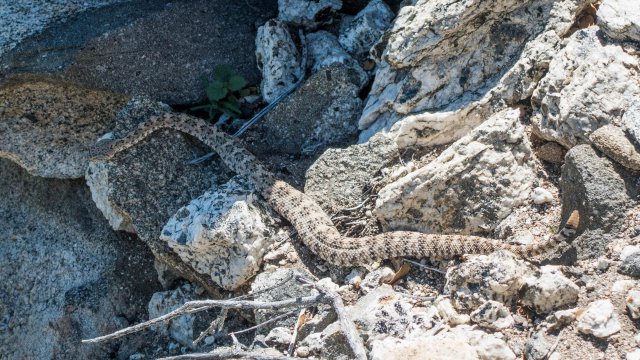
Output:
531,187,554,205
627,290,640,319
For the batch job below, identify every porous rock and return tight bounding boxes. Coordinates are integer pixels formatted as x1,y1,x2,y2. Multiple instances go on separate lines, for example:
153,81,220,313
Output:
522,266,579,313
261,64,363,154
255,19,303,103
532,27,640,147
306,31,368,88
305,133,398,213
160,176,278,291
626,289,640,319
470,300,515,330
590,124,640,171
576,299,621,338
0,75,128,178
525,331,556,360
560,144,634,259
338,0,394,56
619,252,640,278
278,0,342,28
597,0,640,42
446,251,534,312
534,141,566,164
148,284,200,347
374,109,536,234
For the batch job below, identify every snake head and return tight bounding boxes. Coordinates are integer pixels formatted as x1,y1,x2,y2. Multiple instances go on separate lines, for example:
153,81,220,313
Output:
87,138,118,161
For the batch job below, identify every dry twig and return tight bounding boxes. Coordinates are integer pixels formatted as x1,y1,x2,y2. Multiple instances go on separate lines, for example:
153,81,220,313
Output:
159,350,305,360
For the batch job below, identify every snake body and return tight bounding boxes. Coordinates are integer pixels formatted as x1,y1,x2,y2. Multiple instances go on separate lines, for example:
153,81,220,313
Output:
91,113,579,266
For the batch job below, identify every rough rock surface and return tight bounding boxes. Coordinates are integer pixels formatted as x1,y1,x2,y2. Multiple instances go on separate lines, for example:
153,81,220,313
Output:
306,31,368,88
619,252,640,278
576,299,621,338
148,284,200,347
260,64,363,154
560,145,635,259
522,266,579,313
255,19,303,103
358,0,581,143
160,176,278,291
532,27,640,147
338,0,394,56
374,109,536,234
0,158,160,359
590,124,640,171
470,300,514,330
597,0,640,42
446,251,534,311
626,289,640,319
0,75,128,178
305,133,398,213
278,0,342,28
625,100,640,146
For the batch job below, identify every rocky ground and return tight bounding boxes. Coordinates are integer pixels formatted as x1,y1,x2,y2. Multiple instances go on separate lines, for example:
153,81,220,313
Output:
1,0,640,359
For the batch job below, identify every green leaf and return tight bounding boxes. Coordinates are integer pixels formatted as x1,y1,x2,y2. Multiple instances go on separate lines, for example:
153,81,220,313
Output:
206,80,227,101
227,75,247,91
190,104,212,111
214,65,233,81
220,100,241,115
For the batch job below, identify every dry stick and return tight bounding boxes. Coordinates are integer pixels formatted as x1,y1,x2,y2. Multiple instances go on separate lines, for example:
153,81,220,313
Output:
82,295,324,344
288,309,308,356
159,350,305,360
295,275,368,360
228,309,298,337
193,308,229,345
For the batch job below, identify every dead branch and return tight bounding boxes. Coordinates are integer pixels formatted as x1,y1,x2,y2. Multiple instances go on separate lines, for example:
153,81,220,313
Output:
228,309,298,337
158,350,305,360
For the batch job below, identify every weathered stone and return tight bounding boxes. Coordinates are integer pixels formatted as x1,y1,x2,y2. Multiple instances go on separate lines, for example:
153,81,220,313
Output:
0,75,128,178
470,300,514,330
560,145,633,259
576,299,621,338
590,124,640,171
260,64,363,154
0,158,160,359
525,331,555,360
61,0,276,104
532,28,640,147
306,31,368,88
531,187,554,205
447,251,534,312
255,19,303,103
375,109,536,234
522,266,579,313
148,284,200,347
305,133,398,213
534,141,567,163
619,252,640,278
278,0,342,28
624,100,640,146
597,0,640,42
358,0,581,143
160,176,277,291
626,289,640,319
338,0,394,56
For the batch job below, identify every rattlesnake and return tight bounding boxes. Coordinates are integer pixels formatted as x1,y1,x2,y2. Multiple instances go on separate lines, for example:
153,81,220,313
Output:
90,112,580,266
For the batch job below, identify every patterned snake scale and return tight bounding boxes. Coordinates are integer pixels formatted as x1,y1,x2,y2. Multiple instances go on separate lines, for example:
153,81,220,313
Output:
90,113,580,266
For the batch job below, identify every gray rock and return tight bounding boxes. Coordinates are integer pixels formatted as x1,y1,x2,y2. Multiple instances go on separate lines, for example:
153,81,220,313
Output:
590,124,640,171
305,133,398,213
446,251,534,312
148,284,200,347
624,100,640,146
265,326,292,348
626,289,640,319
560,144,634,259
522,266,579,313
597,0,640,42
470,300,514,330
255,19,303,103
619,252,640,278
260,64,363,155
86,109,233,294
60,0,276,105
338,0,394,56
306,31,368,88
0,158,160,359
278,0,342,28
374,109,537,234
576,299,621,338
532,27,640,147
160,176,278,291
0,75,128,178
525,331,555,360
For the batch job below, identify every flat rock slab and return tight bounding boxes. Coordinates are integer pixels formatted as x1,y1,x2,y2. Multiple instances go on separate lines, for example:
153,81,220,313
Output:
0,75,128,178
1,0,277,105
0,158,160,359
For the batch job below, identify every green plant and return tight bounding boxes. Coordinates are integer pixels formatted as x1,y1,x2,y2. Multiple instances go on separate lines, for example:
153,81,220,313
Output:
191,65,249,120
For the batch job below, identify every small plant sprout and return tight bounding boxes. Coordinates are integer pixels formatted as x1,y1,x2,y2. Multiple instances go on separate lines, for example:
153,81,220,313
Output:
191,65,250,120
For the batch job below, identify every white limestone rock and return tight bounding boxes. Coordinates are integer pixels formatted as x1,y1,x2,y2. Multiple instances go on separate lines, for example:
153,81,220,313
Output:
628,349,640,360
160,176,276,291
148,284,199,347
627,289,640,319
374,109,536,234
437,297,471,326
470,300,515,330
532,187,554,205
597,0,640,42
622,245,640,261
357,0,582,144
522,266,579,313
531,27,640,147
338,0,394,56
446,251,534,312
306,31,368,88
577,299,622,338
278,0,342,28
255,19,303,103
